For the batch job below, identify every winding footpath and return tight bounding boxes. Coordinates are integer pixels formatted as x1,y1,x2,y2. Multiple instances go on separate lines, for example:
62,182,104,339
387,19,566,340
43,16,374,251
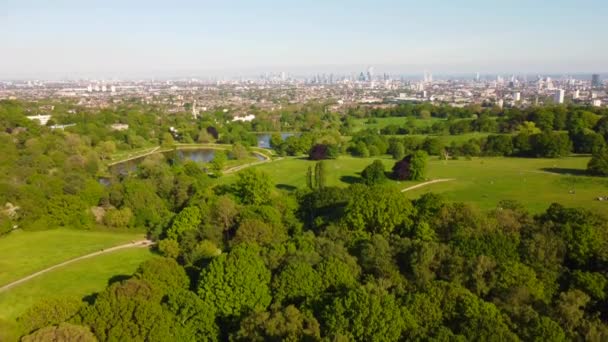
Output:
0,240,154,293
401,178,455,192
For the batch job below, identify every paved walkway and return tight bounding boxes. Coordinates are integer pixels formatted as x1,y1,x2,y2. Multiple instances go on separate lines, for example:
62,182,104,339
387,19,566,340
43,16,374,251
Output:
401,178,455,192
0,240,154,293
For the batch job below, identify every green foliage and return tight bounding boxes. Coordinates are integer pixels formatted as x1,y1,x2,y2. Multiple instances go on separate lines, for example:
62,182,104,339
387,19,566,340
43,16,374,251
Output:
587,147,608,176
343,185,414,235
361,159,387,185
80,278,186,341
234,305,321,342
210,150,227,176
18,297,83,334
157,239,180,259
133,257,190,291
103,207,133,228
321,285,411,341
272,260,322,304
166,206,202,241
234,168,273,205
21,323,96,342
198,244,272,317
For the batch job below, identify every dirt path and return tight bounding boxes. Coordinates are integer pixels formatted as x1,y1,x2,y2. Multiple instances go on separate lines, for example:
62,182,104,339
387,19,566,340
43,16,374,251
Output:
401,178,455,192
224,154,278,174
0,240,154,293
108,147,160,166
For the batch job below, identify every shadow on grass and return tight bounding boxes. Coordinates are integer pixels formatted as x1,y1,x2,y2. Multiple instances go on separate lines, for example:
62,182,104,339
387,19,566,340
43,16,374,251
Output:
340,175,361,184
276,184,298,191
108,274,131,286
541,168,589,176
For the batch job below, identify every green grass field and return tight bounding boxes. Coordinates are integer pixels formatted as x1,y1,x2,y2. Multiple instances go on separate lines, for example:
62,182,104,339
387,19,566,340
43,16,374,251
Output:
0,229,146,286
0,247,155,340
224,155,608,214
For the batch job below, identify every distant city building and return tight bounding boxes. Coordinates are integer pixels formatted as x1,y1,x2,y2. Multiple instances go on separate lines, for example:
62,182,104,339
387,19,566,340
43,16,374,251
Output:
232,114,256,122
592,74,601,88
26,114,52,125
513,92,521,101
573,89,580,100
592,99,602,107
110,123,129,131
497,99,504,108
553,89,565,104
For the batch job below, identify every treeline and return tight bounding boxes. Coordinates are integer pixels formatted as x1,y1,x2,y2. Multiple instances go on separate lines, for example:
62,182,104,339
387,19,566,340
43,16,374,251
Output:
18,170,608,341
348,103,608,138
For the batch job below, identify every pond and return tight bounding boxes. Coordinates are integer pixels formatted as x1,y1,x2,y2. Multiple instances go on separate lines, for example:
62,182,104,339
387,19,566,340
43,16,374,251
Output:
257,132,299,148
109,148,217,176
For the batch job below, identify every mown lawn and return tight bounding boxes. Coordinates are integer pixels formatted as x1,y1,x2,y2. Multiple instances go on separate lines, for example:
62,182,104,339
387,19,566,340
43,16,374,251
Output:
0,229,146,286
0,247,155,338
223,155,608,214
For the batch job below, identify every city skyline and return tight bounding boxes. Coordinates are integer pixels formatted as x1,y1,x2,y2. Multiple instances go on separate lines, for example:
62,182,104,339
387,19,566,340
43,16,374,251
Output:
1,0,608,78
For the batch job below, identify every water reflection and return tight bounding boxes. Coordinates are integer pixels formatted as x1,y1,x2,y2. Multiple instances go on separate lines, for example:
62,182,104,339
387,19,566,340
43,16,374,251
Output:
257,132,298,148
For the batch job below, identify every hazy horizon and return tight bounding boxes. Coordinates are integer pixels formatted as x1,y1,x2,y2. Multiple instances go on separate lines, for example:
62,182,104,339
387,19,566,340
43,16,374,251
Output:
1,0,607,79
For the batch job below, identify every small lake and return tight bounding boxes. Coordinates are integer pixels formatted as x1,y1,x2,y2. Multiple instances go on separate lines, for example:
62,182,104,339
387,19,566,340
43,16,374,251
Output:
109,148,217,176
257,132,299,148
107,148,267,178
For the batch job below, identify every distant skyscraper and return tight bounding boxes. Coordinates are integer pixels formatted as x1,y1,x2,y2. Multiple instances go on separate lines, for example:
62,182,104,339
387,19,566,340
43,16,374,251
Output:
573,89,580,100
554,89,565,104
367,66,374,82
475,72,480,82
592,74,601,88
513,92,521,102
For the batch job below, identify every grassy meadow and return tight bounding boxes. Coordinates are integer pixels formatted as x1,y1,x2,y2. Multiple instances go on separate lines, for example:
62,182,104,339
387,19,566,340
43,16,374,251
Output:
0,229,146,286
0,247,155,340
225,155,608,214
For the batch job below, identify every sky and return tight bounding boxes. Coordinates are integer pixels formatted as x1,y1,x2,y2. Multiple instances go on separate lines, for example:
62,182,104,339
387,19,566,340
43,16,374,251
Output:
1,0,607,78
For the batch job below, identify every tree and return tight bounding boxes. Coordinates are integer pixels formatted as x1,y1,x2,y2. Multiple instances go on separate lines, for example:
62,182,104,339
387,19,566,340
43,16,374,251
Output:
157,239,180,259
210,150,227,177
309,144,338,160
231,143,248,160
163,290,219,342
343,185,414,235
133,257,190,291
272,260,321,304
81,279,187,341
162,132,175,147
103,207,133,228
198,244,272,317
391,142,406,160
234,169,273,205
21,323,96,342
587,147,608,176
18,297,83,334
314,160,328,190
392,151,427,181
361,160,387,185
321,285,411,341
166,206,202,241
234,305,320,342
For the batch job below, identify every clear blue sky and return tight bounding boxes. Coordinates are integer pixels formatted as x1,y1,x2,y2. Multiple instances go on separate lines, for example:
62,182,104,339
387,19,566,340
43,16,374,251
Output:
1,0,607,78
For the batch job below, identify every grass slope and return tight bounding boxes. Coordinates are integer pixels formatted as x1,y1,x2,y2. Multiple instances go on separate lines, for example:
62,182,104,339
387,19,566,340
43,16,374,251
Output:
0,247,155,337
0,229,146,286
224,155,608,214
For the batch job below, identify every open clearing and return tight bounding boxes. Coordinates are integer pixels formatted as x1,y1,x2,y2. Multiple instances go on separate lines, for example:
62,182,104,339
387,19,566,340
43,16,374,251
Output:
0,247,155,321
0,229,146,286
225,155,608,214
